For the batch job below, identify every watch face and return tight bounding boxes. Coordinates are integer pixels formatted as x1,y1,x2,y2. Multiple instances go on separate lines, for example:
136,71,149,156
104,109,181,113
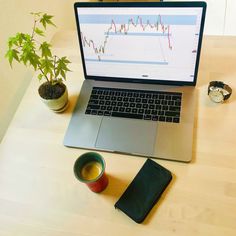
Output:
209,89,224,103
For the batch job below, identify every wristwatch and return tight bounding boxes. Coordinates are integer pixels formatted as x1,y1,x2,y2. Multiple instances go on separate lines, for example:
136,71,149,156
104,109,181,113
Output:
208,81,232,103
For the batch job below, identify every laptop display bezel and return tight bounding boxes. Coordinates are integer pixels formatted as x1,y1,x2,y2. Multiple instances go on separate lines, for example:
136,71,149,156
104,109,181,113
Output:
74,1,207,86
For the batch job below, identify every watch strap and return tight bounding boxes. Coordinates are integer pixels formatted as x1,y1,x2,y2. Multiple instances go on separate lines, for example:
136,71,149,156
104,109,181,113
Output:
223,83,232,100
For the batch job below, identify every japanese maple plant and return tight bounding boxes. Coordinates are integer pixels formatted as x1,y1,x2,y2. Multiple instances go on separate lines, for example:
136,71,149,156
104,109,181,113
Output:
5,12,71,112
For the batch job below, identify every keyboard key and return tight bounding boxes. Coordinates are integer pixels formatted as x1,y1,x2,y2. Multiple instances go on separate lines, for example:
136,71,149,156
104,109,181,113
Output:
165,111,180,117
151,110,157,115
169,106,181,112
149,104,155,109
142,104,148,109
159,116,165,121
91,95,98,99
152,116,158,121
125,108,131,113
172,95,181,100
98,111,104,116
161,100,168,105
104,111,111,116
129,98,135,102
145,109,151,115
166,117,173,122
119,107,125,112
144,115,151,120
91,110,98,115
111,112,143,119
173,117,180,123
87,104,100,110
175,101,181,106
138,108,144,114
88,100,99,105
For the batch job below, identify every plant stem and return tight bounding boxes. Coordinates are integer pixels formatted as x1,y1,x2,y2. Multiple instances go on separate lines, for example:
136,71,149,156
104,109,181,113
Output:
53,55,57,81
31,20,37,39
38,67,50,83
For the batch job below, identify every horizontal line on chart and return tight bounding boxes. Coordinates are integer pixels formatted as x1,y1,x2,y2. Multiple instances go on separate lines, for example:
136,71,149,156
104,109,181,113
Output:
85,58,168,65
104,32,171,36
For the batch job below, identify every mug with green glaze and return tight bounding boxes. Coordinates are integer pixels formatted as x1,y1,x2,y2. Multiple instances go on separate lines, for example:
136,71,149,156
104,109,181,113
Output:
74,152,109,193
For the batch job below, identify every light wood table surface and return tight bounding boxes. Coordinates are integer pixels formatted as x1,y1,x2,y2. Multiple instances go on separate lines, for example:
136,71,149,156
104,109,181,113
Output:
0,31,236,236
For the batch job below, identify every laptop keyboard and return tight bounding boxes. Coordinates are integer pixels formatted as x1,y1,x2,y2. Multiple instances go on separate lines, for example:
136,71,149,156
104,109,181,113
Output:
85,87,182,123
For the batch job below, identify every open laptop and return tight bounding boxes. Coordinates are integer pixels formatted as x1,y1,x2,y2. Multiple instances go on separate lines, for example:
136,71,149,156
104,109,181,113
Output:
64,1,206,162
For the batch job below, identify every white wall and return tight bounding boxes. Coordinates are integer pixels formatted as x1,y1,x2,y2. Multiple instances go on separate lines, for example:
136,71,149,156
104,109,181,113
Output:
165,0,236,36
224,0,236,35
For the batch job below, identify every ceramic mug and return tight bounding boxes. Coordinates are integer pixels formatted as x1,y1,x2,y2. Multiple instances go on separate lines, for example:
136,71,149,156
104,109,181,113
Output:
73,152,109,193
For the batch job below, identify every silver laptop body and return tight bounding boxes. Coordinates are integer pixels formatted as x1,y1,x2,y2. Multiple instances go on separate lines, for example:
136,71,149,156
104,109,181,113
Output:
64,1,207,162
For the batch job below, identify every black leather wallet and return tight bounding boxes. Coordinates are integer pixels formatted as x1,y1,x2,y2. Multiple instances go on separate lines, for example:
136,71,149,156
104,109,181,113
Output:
115,159,172,223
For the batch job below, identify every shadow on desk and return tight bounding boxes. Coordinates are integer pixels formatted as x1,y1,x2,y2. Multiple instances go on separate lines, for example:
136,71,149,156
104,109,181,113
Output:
101,174,130,199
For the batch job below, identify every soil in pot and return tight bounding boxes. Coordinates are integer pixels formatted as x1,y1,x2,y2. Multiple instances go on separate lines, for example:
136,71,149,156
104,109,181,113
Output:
38,82,66,100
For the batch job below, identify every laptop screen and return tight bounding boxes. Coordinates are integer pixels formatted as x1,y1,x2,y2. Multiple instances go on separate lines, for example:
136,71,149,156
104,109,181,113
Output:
74,2,206,85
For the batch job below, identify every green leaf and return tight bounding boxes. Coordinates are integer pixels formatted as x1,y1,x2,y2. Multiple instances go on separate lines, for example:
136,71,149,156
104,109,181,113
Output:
7,37,16,48
55,56,71,80
15,33,24,46
20,40,35,65
5,49,20,67
39,42,52,58
7,34,24,48
29,53,40,70
37,74,43,81
35,27,45,37
40,58,54,77
40,13,56,29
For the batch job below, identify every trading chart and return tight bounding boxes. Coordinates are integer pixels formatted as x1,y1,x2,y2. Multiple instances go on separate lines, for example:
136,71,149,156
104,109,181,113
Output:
77,7,203,82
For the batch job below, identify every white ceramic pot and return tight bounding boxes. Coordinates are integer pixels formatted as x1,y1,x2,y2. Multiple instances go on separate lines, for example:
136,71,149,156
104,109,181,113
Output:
40,86,69,113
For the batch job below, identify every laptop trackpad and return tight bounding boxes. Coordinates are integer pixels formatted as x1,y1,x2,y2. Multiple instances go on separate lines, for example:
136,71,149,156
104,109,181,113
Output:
95,117,157,156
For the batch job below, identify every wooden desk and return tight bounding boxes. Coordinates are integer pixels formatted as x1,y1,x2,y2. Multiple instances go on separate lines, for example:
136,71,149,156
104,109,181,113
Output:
0,31,236,235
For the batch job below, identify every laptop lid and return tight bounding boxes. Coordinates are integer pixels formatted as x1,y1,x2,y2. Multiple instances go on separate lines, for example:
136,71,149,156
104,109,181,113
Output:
74,1,206,86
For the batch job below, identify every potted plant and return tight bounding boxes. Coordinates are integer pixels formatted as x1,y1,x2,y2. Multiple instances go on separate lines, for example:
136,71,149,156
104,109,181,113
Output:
5,12,71,112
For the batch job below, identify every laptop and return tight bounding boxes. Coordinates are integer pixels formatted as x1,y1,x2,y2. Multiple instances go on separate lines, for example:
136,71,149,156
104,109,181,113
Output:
64,1,207,162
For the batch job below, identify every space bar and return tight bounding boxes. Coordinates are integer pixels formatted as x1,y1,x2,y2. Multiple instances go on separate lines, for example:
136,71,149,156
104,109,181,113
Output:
111,112,143,119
